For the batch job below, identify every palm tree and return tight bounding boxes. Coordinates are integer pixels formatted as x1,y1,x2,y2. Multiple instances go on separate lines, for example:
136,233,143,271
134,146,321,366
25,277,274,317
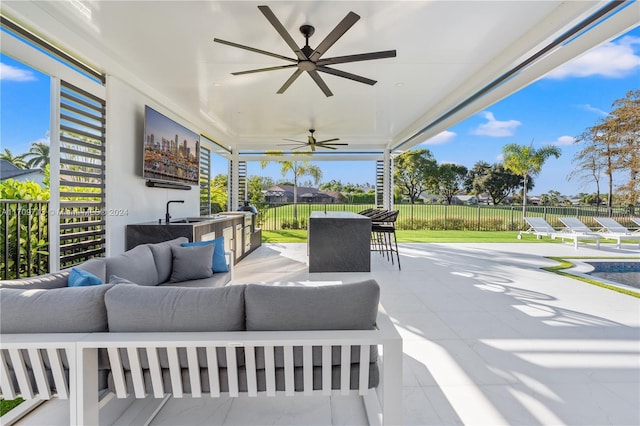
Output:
24,142,50,169
261,153,323,219
502,142,561,217
0,148,27,168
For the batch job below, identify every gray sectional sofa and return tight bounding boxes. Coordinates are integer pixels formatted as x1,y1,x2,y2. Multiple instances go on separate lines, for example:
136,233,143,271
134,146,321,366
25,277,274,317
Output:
0,278,402,425
0,237,403,425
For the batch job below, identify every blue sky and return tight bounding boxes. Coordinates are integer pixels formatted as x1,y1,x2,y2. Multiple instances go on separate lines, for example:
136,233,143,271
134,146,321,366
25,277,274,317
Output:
2,26,639,196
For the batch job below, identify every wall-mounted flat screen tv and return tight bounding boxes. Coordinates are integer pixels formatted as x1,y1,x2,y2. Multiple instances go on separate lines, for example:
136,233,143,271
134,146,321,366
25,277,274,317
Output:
143,105,200,185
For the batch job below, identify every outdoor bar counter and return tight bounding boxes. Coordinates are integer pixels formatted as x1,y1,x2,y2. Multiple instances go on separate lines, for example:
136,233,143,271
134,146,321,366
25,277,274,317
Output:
308,211,371,272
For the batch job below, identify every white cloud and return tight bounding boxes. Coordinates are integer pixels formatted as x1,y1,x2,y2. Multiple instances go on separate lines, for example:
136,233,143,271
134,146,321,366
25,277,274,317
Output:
0,63,36,82
554,135,575,146
471,111,521,137
420,130,456,145
579,104,608,116
496,153,504,162
546,35,640,79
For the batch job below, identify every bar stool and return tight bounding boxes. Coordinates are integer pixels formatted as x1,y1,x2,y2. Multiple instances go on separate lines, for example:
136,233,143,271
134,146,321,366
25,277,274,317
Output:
371,210,400,270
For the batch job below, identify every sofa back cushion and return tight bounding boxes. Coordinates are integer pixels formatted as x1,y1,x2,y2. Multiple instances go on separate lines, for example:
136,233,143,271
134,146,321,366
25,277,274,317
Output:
148,237,189,283
0,284,114,333
105,284,246,332
106,245,158,286
77,258,107,283
245,279,380,331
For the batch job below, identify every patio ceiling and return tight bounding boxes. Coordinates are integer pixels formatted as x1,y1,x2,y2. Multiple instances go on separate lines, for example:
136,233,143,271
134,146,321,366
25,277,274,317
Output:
2,1,638,156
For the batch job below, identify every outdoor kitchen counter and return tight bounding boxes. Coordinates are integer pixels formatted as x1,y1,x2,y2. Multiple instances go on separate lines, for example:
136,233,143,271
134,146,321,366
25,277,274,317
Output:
308,211,371,272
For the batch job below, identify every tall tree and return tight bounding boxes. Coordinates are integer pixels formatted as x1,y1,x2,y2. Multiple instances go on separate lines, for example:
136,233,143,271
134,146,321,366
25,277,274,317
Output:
502,142,561,216
464,162,526,205
435,163,467,204
24,142,50,169
605,89,639,206
0,148,27,168
393,148,438,204
568,144,604,210
573,90,640,209
261,153,322,219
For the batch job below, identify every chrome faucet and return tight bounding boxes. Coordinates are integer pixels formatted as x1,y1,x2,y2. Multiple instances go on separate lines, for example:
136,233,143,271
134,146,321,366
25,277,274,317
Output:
165,200,184,223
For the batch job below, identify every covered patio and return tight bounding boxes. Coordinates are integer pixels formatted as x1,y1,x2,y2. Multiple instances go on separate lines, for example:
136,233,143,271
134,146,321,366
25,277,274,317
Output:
1,1,639,425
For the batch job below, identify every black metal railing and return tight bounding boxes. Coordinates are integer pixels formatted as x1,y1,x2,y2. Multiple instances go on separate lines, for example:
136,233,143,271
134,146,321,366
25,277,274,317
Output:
258,202,637,231
1,200,49,280
2,199,636,279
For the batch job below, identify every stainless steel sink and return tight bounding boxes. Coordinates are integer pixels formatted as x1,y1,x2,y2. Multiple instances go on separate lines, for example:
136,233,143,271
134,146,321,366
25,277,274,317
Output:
170,217,210,224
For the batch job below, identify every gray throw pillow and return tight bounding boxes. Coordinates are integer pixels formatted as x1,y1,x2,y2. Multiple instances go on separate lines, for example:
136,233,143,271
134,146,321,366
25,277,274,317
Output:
148,237,189,283
245,280,380,331
105,284,246,332
170,244,214,282
0,284,114,333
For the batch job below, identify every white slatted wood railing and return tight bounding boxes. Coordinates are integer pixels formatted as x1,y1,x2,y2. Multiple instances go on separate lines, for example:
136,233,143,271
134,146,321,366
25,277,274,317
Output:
0,334,85,425
0,308,402,425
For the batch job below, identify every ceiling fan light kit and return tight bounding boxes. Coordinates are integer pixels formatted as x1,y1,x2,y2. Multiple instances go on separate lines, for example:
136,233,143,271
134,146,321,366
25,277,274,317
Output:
214,5,396,97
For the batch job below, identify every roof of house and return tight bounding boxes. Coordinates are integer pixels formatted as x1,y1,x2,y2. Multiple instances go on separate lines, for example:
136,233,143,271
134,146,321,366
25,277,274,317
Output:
0,159,43,180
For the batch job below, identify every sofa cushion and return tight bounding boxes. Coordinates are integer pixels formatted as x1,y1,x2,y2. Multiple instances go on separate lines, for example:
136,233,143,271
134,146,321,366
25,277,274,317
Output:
181,237,228,273
148,237,189,283
160,273,230,288
105,284,246,332
68,268,103,287
0,284,114,333
170,244,214,282
245,280,380,331
106,245,158,286
108,275,136,285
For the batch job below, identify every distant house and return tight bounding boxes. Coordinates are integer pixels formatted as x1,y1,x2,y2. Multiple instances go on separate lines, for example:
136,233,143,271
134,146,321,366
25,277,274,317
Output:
452,195,478,205
264,185,338,203
0,160,46,186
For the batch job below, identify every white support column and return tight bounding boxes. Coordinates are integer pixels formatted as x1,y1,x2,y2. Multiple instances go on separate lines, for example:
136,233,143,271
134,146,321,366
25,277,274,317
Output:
383,149,394,210
229,152,240,211
49,78,61,272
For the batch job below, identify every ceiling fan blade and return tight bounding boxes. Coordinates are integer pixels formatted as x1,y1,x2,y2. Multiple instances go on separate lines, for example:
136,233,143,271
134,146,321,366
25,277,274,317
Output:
317,66,376,85
320,143,348,146
282,138,306,143
308,70,333,97
309,12,360,62
317,50,397,66
277,69,304,94
316,138,340,143
258,5,307,60
214,38,297,63
232,64,297,76
318,145,338,150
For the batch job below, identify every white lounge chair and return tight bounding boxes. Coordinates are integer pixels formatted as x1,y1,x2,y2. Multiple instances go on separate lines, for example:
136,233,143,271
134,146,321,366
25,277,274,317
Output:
518,217,559,239
558,217,601,249
631,217,640,231
594,217,640,249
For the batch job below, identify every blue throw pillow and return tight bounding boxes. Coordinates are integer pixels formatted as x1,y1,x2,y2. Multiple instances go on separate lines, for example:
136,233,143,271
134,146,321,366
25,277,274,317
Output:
68,268,103,287
181,237,229,273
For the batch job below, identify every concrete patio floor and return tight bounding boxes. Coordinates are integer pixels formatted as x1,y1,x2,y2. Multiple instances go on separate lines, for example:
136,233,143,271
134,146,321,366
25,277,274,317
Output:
228,241,639,425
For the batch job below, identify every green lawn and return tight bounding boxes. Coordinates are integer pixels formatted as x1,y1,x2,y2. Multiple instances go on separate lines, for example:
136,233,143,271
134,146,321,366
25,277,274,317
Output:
261,229,562,243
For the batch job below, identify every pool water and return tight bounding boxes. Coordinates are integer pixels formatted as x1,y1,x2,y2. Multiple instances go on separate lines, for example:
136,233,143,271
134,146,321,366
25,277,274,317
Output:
587,262,640,289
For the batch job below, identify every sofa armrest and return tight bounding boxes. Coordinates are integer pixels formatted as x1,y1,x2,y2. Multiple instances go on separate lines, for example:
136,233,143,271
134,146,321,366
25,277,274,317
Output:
0,270,70,289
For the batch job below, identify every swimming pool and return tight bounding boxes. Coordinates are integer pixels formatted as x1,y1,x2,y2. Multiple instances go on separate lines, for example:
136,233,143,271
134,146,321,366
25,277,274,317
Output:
586,261,640,289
